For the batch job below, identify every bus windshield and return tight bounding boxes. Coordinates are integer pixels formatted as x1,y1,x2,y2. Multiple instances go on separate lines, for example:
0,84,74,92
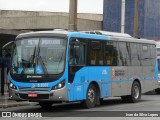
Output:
11,37,66,75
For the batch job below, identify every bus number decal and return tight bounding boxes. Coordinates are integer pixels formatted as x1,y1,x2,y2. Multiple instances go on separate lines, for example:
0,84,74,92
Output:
37,83,49,87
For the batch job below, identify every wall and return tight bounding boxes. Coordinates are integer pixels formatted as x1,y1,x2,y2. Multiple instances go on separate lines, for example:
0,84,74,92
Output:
0,10,102,31
103,0,160,39
103,0,121,32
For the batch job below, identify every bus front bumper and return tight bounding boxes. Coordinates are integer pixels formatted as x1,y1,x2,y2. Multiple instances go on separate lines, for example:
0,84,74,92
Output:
9,87,68,102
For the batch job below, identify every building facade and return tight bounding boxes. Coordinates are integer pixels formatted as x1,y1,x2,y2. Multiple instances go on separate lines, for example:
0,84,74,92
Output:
103,0,160,39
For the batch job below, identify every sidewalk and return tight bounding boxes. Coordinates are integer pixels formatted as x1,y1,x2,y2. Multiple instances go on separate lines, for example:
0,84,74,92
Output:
0,93,37,108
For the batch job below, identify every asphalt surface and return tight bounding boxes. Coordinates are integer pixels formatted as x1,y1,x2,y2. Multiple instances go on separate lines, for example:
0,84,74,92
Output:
0,93,36,108
0,92,160,119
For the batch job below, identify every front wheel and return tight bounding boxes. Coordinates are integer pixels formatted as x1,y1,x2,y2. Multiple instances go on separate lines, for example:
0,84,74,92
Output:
82,84,97,108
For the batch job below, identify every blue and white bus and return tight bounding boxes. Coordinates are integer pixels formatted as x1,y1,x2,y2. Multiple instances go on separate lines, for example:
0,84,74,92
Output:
9,30,159,108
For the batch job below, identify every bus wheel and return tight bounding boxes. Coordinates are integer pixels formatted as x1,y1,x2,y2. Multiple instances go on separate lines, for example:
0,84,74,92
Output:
83,84,97,108
39,101,53,109
128,81,141,103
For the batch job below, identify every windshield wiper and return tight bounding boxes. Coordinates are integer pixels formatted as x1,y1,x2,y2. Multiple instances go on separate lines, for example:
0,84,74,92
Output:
56,51,64,74
36,39,49,76
31,46,37,66
38,56,49,77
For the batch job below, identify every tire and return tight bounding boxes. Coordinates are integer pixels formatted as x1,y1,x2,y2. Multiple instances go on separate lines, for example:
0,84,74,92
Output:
39,101,53,109
121,81,141,103
83,84,97,108
128,81,141,103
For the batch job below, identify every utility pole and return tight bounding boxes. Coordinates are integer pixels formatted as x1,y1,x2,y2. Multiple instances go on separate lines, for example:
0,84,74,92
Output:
121,0,126,33
68,0,77,31
133,0,139,38
1,49,5,95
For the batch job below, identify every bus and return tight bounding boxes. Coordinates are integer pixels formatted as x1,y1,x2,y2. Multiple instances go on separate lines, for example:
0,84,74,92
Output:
156,42,160,73
155,41,160,93
9,30,159,108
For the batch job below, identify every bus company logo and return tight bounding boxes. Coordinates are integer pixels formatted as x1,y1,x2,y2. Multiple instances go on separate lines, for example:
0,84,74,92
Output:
27,75,42,79
115,70,125,76
31,84,35,90
29,76,42,78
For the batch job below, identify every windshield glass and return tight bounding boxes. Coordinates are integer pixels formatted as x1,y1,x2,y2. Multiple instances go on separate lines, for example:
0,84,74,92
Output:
11,37,66,75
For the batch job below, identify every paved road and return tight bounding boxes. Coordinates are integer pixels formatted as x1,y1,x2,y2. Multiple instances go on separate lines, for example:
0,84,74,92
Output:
0,93,160,119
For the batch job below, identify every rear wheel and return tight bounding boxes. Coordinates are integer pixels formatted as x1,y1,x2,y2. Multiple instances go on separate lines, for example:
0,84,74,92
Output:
39,101,53,109
83,84,97,108
121,81,141,103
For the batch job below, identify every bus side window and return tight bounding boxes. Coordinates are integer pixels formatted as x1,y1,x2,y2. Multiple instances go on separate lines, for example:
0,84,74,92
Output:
69,42,85,65
150,45,156,66
105,41,113,66
104,41,118,66
89,41,103,65
130,43,140,66
118,42,130,66
140,44,151,66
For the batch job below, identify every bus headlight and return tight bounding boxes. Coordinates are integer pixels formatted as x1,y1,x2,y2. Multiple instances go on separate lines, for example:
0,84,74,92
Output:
9,83,17,89
52,80,65,90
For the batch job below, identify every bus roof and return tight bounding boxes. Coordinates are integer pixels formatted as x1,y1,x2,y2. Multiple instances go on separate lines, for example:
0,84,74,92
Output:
81,30,132,38
110,36,156,44
16,30,156,45
16,30,69,39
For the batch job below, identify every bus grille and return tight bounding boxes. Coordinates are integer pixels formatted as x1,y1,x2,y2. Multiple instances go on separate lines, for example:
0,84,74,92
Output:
18,87,49,91
19,93,49,99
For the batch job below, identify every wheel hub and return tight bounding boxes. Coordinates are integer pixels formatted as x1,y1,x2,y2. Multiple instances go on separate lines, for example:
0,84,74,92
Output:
133,86,139,99
88,89,95,103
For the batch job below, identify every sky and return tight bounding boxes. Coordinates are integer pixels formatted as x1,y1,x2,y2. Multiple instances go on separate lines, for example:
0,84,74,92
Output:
0,0,103,14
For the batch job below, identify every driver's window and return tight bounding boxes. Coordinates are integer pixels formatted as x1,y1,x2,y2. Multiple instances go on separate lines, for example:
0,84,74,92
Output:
69,40,85,65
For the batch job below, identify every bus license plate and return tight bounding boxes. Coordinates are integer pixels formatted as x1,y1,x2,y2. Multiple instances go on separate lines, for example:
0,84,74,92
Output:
28,93,38,98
